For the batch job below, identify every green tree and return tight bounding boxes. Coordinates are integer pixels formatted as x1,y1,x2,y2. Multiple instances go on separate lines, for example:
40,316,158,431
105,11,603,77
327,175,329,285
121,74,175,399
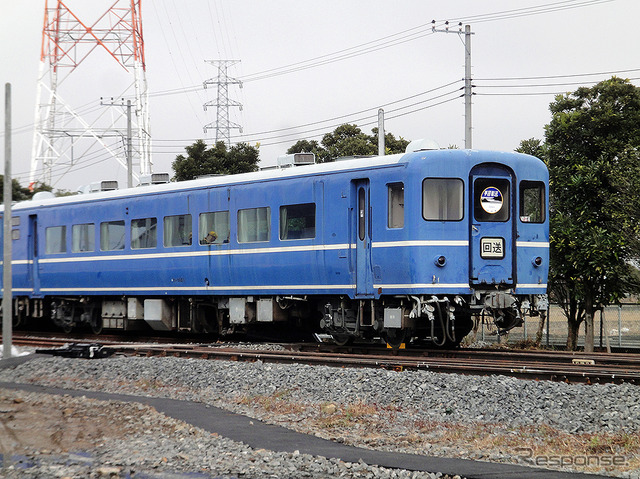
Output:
287,124,409,162
0,178,52,202
172,140,259,181
515,138,545,158
544,77,640,351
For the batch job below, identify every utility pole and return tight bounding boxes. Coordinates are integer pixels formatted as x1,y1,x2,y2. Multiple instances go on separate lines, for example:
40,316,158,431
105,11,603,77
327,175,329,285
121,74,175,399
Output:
378,108,385,156
432,21,474,149
100,98,134,188
3,83,13,359
127,100,132,189
203,60,243,147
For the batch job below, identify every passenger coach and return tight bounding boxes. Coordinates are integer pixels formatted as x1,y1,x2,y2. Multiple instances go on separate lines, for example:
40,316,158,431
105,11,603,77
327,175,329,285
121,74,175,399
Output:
1,142,549,347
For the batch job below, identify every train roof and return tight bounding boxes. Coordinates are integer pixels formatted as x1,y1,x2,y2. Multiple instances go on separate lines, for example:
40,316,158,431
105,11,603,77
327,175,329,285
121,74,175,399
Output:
5,149,544,212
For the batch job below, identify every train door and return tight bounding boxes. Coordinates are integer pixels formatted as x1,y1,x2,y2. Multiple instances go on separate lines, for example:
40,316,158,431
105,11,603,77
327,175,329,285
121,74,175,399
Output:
353,179,373,297
28,214,41,296
469,165,515,287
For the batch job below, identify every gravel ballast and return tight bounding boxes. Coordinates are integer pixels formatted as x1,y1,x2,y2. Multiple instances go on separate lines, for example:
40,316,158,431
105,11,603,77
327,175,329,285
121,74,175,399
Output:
1,352,639,478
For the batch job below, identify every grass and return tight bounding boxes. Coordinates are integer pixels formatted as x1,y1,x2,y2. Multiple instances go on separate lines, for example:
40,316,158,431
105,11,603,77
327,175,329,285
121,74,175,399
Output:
231,391,640,475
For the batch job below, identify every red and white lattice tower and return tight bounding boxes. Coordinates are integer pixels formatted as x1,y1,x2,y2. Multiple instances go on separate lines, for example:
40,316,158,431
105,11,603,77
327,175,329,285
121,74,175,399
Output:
30,0,151,187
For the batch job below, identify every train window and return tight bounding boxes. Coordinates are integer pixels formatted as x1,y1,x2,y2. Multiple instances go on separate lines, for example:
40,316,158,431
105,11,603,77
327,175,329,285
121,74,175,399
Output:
474,178,510,222
520,181,545,223
131,218,157,249
199,211,230,245
100,221,125,251
280,203,315,240
72,223,95,252
12,229,19,240
387,183,404,228
423,178,464,221
238,207,270,243
12,216,20,226
45,225,67,254
358,188,366,241
164,214,192,247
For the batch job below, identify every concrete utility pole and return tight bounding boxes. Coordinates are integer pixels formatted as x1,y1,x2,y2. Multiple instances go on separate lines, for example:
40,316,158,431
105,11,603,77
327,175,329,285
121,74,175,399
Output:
378,108,385,156
464,24,472,150
100,98,135,188
3,83,12,359
432,21,474,149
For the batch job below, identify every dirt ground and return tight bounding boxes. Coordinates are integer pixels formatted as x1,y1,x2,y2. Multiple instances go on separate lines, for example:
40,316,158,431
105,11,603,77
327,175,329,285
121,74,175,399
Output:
0,388,164,460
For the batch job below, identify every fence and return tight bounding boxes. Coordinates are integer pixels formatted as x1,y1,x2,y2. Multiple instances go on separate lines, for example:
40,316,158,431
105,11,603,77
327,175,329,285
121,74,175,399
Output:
472,303,640,350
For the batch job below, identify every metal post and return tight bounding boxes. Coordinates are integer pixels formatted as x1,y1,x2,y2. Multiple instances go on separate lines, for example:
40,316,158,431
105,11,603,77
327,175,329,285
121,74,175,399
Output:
3,83,13,359
599,309,603,349
127,100,132,188
546,307,550,347
464,25,472,149
378,108,385,156
618,305,622,348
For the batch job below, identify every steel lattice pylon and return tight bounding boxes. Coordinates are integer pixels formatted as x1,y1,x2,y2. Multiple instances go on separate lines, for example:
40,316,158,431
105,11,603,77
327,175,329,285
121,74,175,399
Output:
30,0,151,188
203,60,242,147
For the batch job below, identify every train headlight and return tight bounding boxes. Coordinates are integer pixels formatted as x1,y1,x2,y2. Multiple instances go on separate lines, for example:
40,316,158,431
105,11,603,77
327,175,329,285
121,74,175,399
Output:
532,256,543,267
434,255,447,267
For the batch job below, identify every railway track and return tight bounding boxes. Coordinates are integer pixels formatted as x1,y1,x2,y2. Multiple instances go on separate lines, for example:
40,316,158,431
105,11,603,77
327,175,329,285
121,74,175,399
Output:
8,332,640,386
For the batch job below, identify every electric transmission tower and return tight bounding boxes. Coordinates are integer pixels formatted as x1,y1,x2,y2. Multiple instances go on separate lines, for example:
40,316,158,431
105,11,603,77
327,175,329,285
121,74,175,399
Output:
30,0,151,188
203,60,243,147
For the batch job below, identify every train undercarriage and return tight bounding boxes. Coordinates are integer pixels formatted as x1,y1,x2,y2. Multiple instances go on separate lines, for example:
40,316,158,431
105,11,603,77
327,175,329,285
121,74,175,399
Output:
3,291,548,348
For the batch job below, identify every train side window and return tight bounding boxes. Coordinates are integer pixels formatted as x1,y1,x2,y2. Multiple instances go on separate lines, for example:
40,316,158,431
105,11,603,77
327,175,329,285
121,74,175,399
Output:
520,181,545,223
423,178,464,221
45,225,67,254
280,203,315,240
238,207,270,243
100,221,125,251
164,214,192,247
199,211,230,244
388,183,404,228
72,223,95,252
131,218,157,249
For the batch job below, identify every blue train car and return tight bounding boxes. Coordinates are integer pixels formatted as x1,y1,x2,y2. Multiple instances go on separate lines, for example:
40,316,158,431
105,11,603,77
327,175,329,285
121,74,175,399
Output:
1,143,548,346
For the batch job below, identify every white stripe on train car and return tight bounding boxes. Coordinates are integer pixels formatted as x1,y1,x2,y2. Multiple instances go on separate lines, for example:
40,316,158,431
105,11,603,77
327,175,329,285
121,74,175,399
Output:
515,241,550,248
32,240,470,265
39,284,355,293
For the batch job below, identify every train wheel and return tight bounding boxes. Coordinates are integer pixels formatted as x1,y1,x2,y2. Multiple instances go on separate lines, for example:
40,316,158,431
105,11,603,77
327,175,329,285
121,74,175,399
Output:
90,314,103,334
383,328,407,349
332,333,353,346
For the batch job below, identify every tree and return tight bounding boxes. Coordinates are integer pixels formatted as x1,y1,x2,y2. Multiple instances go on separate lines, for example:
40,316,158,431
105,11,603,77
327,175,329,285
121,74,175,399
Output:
287,124,409,162
172,140,260,181
543,77,640,351
0,178,52,203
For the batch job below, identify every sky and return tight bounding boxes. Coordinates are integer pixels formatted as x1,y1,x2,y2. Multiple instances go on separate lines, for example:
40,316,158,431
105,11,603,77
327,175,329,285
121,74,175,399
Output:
0,0,638,191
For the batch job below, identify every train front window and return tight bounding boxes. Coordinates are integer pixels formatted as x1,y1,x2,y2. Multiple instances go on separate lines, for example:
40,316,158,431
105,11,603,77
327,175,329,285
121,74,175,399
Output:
474,178,510,222
45,225,67,254
423,178,463,221
520,181,545,223
164,215,192,247
280,203,315,240
72,223,95,252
